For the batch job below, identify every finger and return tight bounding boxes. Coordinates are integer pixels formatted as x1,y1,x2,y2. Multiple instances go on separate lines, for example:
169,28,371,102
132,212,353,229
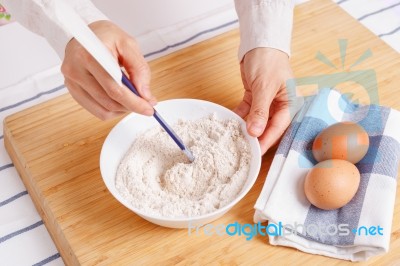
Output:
233,100,251,118
246,84,275,137
85,55,154,116
258,108,291,154
68,69,127,113
118,39,154,102
149,96,158,106
234,64,252,118
233,90,252,118
65,78,124,120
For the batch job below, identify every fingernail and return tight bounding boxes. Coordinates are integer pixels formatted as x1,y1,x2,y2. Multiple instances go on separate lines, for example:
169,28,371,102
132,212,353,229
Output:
249,122,265,136
149,98,157,106
143,107,154,116
141,85,151,99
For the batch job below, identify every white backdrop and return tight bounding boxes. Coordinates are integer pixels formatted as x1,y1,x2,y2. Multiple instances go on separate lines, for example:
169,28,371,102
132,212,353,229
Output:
93,0,234,37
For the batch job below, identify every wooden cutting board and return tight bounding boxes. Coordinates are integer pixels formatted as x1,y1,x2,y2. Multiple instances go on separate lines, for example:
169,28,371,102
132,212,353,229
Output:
4,0,400,265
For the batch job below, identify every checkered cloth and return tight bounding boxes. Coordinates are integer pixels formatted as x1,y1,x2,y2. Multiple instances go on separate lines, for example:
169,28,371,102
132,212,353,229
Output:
254,88,400,261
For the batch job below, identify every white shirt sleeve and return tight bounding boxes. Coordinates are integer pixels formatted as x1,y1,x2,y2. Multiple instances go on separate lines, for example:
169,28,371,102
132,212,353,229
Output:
234,0,295,61
2,0,108,59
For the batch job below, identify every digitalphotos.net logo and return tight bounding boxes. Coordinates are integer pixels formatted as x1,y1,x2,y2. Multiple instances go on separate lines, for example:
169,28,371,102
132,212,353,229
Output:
188,221,384,241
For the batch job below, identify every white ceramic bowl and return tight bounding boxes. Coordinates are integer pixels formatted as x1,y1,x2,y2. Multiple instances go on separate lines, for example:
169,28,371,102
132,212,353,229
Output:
100,99,261,228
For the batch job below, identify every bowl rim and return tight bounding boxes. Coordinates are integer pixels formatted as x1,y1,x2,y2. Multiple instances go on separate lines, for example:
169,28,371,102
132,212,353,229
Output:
100,98,262,222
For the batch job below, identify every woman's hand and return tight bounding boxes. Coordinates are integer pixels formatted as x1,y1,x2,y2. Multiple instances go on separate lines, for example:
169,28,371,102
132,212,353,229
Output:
61,20,156,120
234,47,301,154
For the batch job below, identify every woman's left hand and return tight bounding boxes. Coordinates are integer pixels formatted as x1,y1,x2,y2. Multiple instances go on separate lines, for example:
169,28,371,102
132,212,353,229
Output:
234,47,302,154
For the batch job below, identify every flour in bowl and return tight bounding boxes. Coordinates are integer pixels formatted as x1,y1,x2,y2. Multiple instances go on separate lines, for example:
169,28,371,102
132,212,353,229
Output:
115,114,251,217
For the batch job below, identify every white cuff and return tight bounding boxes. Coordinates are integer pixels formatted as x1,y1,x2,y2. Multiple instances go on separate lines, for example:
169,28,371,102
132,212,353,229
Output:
234,0,295,61
51,0,109,59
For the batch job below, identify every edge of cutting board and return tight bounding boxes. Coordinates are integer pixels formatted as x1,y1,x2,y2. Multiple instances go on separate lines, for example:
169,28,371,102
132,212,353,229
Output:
3,97,79,266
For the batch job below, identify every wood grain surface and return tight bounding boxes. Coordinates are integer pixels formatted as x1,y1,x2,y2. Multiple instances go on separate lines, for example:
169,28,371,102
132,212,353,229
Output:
4,0,400,265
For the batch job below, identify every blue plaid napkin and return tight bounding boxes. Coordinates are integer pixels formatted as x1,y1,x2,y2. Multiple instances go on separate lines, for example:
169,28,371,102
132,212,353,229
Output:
254,88,400,261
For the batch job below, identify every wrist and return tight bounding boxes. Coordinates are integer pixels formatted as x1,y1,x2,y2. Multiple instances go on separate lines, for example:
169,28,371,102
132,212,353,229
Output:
244,47,290,64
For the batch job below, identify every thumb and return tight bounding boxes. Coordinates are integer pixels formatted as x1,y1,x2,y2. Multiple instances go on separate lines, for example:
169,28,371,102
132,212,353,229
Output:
247,87,272,137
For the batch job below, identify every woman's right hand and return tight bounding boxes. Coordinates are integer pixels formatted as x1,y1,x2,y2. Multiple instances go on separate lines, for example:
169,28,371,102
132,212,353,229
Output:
61,20,156,120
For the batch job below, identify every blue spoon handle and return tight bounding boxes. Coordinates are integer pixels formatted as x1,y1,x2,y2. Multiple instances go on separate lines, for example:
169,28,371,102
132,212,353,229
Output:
121,72,194,162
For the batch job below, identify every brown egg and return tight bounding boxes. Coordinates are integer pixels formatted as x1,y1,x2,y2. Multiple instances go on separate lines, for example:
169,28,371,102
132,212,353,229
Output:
304,159,360,210
312,122,369,164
